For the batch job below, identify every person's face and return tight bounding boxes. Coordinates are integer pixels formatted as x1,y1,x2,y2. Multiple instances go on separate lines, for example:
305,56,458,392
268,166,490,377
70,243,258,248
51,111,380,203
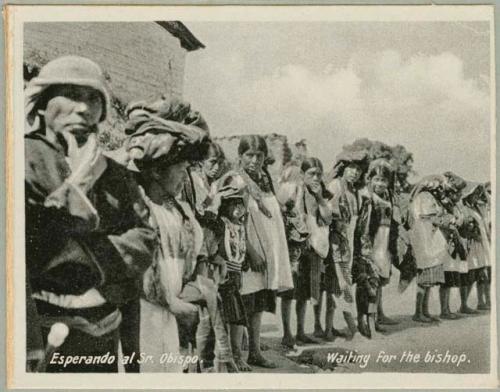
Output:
288,243,303,264
41,85,103,147
225,199,247,224
449,190,462,204
343,163,362,185
304,167,322,191
240,148,265,174
370,174,389,197
202,155,222,180
155,161,190,197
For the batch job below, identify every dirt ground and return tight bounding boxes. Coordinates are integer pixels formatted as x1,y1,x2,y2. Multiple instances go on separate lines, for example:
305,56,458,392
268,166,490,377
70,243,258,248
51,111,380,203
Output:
254,268,492,374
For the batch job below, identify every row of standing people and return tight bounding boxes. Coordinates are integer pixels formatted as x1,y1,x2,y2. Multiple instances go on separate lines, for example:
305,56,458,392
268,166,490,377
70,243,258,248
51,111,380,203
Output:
24,56,491,374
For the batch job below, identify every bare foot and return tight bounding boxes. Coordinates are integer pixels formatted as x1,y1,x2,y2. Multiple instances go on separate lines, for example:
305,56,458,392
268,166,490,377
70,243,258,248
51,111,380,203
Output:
323,330,336,342
412,314,432,323
313,325,325,338
296,334,321,345
234,357,252,372
377,315,399,325
281,336,296,349
247,354,277,369
220,359,239,373
460,306,479,315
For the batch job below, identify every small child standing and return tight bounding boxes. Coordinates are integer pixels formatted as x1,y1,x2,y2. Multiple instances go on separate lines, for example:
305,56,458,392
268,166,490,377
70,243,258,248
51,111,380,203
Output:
212,173,251,372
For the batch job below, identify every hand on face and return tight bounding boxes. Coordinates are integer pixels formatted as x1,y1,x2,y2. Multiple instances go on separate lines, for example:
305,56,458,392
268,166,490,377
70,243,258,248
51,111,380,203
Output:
304,167,323,195
41,85,103,148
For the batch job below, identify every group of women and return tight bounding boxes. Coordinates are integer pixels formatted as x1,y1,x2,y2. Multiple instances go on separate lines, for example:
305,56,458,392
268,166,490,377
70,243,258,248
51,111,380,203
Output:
25,56,492,374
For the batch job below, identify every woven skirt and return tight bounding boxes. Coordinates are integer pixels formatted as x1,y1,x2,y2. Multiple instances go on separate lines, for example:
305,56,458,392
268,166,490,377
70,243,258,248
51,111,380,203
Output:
219,271,248,326
417,264,445,287
241,289,276,316
323,261,354,303
443,271,462,287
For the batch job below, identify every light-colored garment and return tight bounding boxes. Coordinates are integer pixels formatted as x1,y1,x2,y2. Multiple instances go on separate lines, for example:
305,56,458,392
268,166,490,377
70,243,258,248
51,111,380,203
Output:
464,205,491,269
372,225,391,279
140,199,203,372
409,192,449,270
304,187,330,259
241,193,294,295
140,299,182,373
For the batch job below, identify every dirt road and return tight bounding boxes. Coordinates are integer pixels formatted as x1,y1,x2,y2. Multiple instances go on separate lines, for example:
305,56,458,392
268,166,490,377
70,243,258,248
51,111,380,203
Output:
255,269,491,373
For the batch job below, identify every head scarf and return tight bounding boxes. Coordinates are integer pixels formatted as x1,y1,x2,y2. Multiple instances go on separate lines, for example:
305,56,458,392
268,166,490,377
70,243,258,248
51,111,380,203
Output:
25,56,110,134
461,182,486,206
125,97,210,171
409,174,445,202
442,171,467,194
326,149,369,182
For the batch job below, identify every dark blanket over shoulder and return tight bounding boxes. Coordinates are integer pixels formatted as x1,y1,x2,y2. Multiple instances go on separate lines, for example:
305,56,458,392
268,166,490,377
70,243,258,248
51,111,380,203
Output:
25,132,157,305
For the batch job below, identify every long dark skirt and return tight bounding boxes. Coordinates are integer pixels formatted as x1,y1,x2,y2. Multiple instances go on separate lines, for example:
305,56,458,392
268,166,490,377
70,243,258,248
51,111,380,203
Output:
443,271,462,287
218,271,248,325
241,289,276,316
278,248,321,303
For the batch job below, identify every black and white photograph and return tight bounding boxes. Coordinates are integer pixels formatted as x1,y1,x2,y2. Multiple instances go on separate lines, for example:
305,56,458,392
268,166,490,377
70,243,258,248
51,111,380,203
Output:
5,4,497,389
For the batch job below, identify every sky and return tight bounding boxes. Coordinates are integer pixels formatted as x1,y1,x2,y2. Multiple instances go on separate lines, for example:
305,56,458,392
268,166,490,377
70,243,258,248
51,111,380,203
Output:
183,22,491,182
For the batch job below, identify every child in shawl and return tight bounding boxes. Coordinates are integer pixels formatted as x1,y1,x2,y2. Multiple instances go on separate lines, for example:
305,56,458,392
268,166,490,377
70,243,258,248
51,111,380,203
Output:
316,150,369,341
214,173,252,371
460,183,491,312
352,159,400,338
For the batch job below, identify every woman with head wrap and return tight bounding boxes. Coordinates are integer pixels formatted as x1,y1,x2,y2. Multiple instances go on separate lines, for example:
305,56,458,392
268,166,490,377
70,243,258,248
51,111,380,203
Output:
408,173,466,323
276,159,332,347
24,56,157,372
234,135,294,368
125,97,217,372
315,150,368,341
460,182,491,312
438,172,468,318
352,158,400,338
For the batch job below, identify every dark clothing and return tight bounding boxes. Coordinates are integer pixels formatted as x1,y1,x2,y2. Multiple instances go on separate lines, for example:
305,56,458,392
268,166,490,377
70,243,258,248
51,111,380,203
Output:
352,193,400,277
25,131,156,305
25,131,156,373
218,271,247,325
279,247,321,302
241,289,276,316
36,300,120,373
118,299,141,373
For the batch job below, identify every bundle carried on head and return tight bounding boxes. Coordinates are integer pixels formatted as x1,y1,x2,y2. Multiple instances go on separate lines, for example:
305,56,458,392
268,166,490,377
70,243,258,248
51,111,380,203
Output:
409,174,445,202
325,149,369,187
442,171,467,194
125,97,210,170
